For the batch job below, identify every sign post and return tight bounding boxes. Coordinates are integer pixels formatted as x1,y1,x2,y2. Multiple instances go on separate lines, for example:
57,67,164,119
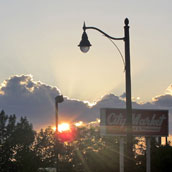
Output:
146,137,151,172
120,137,124,172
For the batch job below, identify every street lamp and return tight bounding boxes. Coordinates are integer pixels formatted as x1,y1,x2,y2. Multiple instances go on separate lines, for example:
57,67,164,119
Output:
78,23,92,53
78,18,133,172
55,95,64,172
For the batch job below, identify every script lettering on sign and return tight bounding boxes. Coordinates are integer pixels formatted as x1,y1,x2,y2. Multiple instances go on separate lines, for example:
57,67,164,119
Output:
100,108,168,136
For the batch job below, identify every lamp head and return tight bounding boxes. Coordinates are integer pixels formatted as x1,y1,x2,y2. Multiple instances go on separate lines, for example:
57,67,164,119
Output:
78,30,91,53
55,95,64,103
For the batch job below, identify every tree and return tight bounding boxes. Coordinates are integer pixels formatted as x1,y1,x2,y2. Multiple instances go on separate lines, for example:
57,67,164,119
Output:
0,110,17,171
34,127,56,168
0,110,38,172
134,137,172,172
2,111,172,172
151,140,172,172
59,125,120,172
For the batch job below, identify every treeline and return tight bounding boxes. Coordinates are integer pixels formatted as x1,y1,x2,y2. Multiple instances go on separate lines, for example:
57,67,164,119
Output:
0,110,172,172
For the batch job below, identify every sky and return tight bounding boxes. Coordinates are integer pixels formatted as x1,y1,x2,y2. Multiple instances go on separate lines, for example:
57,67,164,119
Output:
0,1,172,131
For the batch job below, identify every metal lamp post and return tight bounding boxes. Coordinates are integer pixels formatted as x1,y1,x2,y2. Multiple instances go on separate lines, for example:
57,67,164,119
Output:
78,18,133,172
55,95,64,172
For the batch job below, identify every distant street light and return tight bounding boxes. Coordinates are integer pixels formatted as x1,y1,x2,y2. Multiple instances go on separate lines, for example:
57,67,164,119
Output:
78,18,133,172
55,95,64,172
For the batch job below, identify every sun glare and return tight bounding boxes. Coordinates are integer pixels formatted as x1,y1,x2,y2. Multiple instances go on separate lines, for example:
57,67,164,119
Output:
52,126,56,131
58,123,70,132
52,123,70,132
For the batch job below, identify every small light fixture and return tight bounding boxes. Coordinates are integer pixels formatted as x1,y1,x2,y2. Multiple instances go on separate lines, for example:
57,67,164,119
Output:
55,95,64,103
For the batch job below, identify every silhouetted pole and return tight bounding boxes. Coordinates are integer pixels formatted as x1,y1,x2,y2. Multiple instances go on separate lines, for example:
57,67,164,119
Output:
124,19,133,172
55,100,59,172
166,136,168,145
78,18,133,172
146,137,151,172
55,95,64,172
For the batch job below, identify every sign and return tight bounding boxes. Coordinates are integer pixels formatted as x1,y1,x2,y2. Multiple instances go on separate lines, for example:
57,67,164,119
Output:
100,108,168,136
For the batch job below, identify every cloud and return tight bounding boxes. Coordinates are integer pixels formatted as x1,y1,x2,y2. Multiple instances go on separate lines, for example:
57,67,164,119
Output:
120,92,126,99
0,75,61,129
0,75,172,133
152,95,172,108
0,75,94,129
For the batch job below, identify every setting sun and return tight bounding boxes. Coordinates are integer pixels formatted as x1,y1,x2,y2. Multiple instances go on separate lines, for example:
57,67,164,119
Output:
52,123,77,142
58,123,70,132
52,123,71,133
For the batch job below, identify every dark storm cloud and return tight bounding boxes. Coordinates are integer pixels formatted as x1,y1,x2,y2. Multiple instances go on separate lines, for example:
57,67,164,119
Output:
0,75,172,132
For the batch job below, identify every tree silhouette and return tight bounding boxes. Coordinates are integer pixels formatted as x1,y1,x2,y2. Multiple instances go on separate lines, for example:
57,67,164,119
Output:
0,110,38,172
1,111,172,172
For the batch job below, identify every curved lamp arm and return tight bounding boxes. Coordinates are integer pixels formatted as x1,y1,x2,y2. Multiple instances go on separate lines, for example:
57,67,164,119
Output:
83,23,124,41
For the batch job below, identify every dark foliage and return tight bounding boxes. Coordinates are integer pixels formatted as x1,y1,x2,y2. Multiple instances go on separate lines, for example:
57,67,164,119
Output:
0,110,38,172
1,110,172,172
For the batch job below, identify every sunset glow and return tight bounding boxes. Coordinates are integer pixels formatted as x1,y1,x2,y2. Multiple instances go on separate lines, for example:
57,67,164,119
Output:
52,123,71,133
58,123,70,132
52,126,56,131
